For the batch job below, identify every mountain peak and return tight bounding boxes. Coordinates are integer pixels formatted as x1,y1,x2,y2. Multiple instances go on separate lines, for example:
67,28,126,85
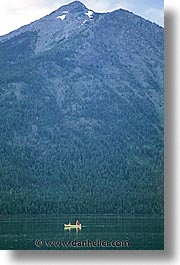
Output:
58,1,87,12
0,0,164,218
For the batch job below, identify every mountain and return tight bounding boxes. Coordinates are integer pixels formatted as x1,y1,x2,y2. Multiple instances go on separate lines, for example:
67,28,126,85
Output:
0,1,164,214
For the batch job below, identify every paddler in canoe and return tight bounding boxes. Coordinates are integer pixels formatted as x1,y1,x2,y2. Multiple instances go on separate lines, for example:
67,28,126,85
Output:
64,220,82,229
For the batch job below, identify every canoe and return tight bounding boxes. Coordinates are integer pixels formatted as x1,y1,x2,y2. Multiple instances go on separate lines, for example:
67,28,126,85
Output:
64,224,82,229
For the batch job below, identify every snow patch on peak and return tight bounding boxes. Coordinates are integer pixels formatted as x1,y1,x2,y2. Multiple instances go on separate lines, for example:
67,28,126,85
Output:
81,20,87,26
85,10,93,19
57,15,66,20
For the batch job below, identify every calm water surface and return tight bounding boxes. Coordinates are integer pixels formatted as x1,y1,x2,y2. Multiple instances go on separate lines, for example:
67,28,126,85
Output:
0,214,164,250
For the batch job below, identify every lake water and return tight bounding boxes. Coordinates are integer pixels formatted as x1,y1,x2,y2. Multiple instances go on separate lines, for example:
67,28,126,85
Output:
0,214,164,250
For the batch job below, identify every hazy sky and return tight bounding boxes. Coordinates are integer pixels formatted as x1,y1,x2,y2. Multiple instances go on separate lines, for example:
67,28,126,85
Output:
0,0,164,36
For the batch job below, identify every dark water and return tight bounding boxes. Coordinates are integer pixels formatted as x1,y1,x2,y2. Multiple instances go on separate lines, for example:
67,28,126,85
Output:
0,215,164,250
